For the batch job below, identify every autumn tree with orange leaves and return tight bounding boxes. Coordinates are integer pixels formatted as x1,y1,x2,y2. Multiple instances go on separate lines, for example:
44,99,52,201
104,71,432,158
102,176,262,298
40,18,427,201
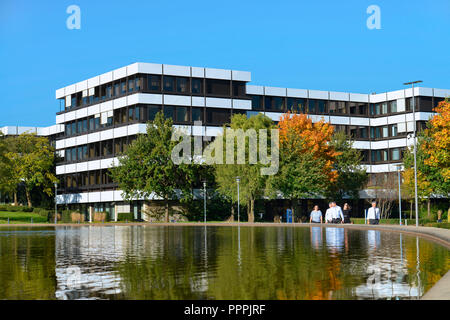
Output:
267,113,340,216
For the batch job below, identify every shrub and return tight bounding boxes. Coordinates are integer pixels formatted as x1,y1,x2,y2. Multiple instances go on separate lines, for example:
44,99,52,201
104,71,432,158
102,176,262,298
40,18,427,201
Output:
0,204,34,212
118,212,134,221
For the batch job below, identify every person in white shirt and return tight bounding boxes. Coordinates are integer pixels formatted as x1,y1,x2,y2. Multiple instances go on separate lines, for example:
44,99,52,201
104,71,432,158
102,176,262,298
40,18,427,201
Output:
366,201,380,225
332,202,344,224
324,202,334,224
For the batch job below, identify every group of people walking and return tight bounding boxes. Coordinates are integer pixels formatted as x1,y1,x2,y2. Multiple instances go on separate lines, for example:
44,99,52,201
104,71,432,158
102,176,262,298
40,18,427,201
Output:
309,201,381,225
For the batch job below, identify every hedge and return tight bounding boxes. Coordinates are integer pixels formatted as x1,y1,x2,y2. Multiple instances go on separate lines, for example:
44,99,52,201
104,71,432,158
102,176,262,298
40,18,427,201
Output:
0,205,34,212
118,212,134,221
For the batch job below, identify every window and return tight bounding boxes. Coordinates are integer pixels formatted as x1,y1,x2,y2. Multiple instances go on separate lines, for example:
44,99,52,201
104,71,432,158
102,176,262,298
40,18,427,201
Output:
176,77,189,93
120,80,127,95
317,100,327,114
114,83,120,96
128,78,135,92
128,107,134,122
148,105,161,121
351,102,367,115
287,98,306,113
206,79,230,96
106,85,112,98
103,140,113,156
265,96,285,112
359,127,368,139
163,76,175,92
419,96,433,112
164,106,174,119
406,97,418,111
232,81,246,97
391,148,401,161
391,124,398,137
191,78,203,94
206,108,230,125
251,96,263,110
135,77,142,91
381,102,388,114
77,121,83,135
390,100,397,113
382,126,389,138
192,107,203,122
176,107,189,123
329,101,346,114
82,119,88,133
308,100,316,113
147,75,161,91
66,123,72,136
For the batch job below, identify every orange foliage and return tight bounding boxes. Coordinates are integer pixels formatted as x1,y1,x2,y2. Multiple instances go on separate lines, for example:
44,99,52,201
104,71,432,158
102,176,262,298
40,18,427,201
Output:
422,100,450,182
278,112,340,182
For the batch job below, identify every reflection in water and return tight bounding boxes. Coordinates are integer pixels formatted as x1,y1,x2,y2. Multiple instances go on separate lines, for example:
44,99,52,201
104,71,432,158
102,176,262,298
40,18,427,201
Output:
0,226,448,300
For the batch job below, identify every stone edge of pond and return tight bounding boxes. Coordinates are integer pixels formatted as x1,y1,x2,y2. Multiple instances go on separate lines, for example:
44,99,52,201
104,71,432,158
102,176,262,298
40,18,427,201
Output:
1,221,449,300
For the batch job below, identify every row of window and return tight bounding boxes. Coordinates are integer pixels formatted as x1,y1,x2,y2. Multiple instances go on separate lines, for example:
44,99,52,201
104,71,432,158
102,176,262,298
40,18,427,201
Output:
63,105,249,137
370,148,404,163
62,75,247,111
63,169,115,190
251,96,369,116
64,136,137,163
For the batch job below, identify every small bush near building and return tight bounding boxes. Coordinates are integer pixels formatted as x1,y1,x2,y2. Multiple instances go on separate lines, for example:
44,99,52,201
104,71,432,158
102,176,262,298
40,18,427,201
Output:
118,212,134,221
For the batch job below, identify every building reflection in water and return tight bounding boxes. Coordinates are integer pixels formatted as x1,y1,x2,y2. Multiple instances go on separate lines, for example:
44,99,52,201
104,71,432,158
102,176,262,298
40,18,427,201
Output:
354,230,419,299
310,227,323,250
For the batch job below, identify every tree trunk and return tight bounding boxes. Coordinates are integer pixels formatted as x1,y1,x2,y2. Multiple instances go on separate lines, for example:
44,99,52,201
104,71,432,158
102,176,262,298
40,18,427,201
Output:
227,205,235,222
164,198,169,223
427,199,431,219
13,192,18,206
248,199,255,223
25,189,32,208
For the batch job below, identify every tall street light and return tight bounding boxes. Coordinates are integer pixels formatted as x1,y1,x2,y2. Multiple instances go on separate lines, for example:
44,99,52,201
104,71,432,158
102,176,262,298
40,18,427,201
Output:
404,80,422,227
203,181,207,224
395,164,402,225
54,182,58,225
236,177,240,223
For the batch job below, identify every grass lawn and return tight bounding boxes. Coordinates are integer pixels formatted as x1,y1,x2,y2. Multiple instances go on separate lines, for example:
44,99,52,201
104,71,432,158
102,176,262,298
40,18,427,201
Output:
351,218,450,229
0,211,48,224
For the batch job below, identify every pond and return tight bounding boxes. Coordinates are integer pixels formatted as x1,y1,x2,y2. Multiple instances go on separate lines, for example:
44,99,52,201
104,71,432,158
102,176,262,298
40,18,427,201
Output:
0,225,448,300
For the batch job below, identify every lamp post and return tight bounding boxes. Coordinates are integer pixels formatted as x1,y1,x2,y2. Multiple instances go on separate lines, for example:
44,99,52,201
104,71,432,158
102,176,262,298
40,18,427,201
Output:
395,164,402,225
203,181,207,224
404,80,422,227
236,177,240,223
54,182,58,225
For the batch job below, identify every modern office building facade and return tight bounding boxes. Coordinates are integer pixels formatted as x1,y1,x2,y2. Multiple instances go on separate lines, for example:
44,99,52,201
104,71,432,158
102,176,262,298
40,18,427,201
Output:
6,62,449,220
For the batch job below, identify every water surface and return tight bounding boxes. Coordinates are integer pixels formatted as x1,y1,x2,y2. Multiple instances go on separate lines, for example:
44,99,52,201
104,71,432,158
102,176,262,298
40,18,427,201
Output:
0,225,448,300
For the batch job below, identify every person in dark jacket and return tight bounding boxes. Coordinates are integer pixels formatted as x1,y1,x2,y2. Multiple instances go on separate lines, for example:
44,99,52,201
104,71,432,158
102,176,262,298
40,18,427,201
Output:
343,203,352,224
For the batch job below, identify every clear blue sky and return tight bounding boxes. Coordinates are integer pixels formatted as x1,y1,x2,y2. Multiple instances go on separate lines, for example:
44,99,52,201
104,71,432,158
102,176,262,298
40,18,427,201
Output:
1,0,449,126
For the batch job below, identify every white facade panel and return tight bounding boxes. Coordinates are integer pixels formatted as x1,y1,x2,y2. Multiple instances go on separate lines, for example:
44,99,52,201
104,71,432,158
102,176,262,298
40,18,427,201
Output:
417,87,433,96
286,88,308,98
163,95,191,106
101,191,114,202
65,164,77,174
308,90,328,100
77,162,88,172
127,93,139,106
76,135,88,145
371,140,389,149
352,141,371,149
397,122,406,133
65,111,76,122
140,93,162,105
329,116,350,125
87,104,100,116
231,70,251,82
192,96,205,107
434,88,450,98
113,66,127,80
56,88,65,99
369,93,387,103
113,126,128,138
206,97,232,108
397,98,406,112
349,117,370,126
264,112,283,122
329,91,349,101
349,93,369,102
101,158,115,169
205,126,223,137
75,81,88,92
163,64,190,77
308,115,327,122
128,123,146,135
65,84,76,95
192,125,205,136
100,129,114,141
56,165,65,175
370,117,388,126
389,138,407,148
191,67,204,78
99,71,113,85
387,90,404,100
88,160,101,171
100,101,113,113
75,108,88,119
265,87,286,97
56,114,65,124
205,68,231,80
136,62,162,75
89,192,101,203
65,137,76,148
232,99,252,110
55,139,65,150
246,85,264,95
87,76,100,88
371,164,390,173
113,96,127,109
387,114,405,125
88,132,100,143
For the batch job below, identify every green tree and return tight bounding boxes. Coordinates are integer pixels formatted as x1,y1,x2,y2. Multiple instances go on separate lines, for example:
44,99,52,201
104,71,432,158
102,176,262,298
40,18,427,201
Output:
326,131,368,201
109,111,195,222
212,114,276,222
3,133,57,207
